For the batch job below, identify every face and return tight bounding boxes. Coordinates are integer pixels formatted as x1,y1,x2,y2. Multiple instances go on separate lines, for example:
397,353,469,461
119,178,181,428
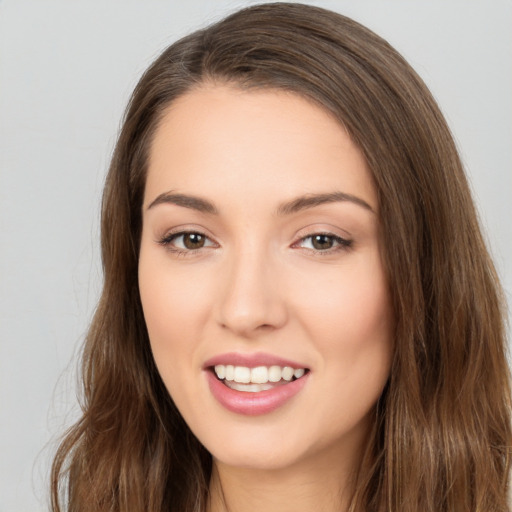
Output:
139,85,393,473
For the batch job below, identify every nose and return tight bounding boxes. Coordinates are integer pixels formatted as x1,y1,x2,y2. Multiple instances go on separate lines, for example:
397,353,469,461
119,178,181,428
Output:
216,246,288,337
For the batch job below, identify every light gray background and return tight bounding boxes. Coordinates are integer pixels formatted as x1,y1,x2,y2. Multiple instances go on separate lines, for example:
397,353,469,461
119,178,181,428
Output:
1,1,510,510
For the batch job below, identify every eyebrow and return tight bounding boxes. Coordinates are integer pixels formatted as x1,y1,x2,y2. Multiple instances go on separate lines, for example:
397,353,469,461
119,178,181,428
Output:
276,192,375,215
146,190,374,215
147,192,219,214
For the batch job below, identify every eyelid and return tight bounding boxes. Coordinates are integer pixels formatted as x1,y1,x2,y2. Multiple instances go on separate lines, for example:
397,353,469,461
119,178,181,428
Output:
164,232,216,247
155,225,352,255
292,222,352,239
157,223,215,241
156,226,219,254
293,233,352,251
290,224,353,254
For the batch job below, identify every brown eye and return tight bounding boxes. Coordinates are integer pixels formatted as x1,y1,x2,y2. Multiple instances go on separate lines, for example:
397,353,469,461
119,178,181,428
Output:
159,231,215,252
311,234,335,250
183,233,206,249
296,233,352,252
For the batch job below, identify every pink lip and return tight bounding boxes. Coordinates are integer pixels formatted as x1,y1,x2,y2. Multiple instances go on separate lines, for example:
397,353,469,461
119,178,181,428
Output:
203,352,308,370
204,352,310,416
206,371,309,416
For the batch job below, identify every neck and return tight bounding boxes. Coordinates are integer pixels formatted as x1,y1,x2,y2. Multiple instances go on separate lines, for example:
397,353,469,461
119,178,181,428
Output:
207,445,360,512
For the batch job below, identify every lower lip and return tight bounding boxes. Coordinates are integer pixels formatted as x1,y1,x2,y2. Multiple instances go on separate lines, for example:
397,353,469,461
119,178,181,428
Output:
206,370,309,416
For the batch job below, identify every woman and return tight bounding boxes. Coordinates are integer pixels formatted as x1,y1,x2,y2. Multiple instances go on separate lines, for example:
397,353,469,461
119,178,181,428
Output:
51,3,511,511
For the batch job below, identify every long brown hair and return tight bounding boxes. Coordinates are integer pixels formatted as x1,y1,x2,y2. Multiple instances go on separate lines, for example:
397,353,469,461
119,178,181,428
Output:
51,3,511,511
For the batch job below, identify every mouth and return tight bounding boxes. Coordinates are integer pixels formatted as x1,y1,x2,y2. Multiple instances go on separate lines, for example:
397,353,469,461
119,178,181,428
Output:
210,364,308,393
204,356,311,415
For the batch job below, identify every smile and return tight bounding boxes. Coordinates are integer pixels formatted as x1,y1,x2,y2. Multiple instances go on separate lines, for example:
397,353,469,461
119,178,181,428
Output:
214,364,306,391
204,356,310,415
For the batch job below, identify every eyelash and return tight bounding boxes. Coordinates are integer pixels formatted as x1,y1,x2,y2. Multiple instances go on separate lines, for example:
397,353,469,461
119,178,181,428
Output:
158,231,216,257
293,233,353,253
157,231,353,256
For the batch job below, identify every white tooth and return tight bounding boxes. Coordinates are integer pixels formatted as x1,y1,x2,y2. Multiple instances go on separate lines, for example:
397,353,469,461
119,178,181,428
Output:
294,368,305,379
214,365,226,379
251,366,268,384
282,366,294,381
224,381,274,392
225,365,235,381
268,365,282,382
234,366,251,383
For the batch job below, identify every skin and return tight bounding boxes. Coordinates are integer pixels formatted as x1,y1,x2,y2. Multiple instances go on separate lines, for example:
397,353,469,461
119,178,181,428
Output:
138,84,393,512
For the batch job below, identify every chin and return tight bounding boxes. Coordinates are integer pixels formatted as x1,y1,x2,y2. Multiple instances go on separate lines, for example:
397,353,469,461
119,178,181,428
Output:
210,445,302,472
195,421,301,471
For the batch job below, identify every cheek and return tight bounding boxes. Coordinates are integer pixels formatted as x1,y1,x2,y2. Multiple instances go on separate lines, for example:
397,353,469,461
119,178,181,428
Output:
139,248,211,341
138,248,210,392
293,254,391,343
296,255,392,425
289,250,393,397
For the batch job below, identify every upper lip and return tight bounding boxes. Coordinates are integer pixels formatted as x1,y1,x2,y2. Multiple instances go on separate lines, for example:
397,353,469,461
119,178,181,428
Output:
203,352,309,370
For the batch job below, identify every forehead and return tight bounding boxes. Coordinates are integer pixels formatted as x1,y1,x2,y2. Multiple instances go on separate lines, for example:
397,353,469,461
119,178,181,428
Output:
145,84,377,212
